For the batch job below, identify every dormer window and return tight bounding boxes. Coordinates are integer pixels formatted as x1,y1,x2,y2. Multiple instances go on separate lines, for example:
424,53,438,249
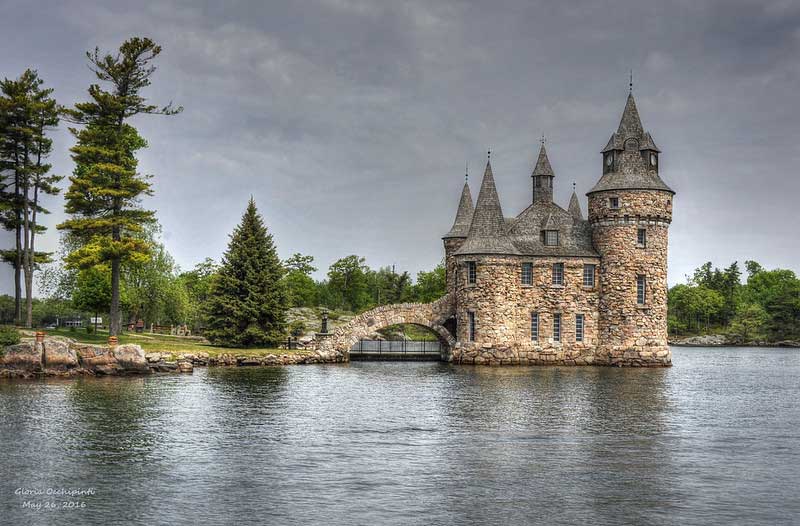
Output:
609,197,620,209
542,230,559,246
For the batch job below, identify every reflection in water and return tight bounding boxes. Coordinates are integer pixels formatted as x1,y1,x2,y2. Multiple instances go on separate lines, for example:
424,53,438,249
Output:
2,347,800,526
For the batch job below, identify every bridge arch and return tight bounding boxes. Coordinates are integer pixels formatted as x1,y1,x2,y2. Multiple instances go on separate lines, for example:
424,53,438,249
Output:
316,293,456,362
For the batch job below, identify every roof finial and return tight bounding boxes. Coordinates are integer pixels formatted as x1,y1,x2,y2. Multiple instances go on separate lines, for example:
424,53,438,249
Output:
573,181,576,192
465,160,469,182
487,149,491,160
540,133,546,146
629,70,633,93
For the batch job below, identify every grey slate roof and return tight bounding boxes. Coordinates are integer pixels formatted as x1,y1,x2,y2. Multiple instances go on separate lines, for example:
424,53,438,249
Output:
568,191,583,220
532,144,554,176
442,181,474,238
616,92,644,137
455,161,520,255
507,200,598,257
591,92,673,195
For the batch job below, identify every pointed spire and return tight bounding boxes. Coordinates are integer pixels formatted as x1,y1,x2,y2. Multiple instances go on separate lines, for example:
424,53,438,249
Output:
455,160,519,255
532,142,554,177
568,186,583,221
469,161,506,237
617,92,644,138
443,176,474,239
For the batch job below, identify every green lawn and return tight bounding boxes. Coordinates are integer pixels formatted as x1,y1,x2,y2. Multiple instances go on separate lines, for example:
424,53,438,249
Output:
34,328,308,360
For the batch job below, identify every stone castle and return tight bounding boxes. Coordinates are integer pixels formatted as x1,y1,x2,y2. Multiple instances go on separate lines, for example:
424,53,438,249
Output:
320,90,674,366
441,90,674,366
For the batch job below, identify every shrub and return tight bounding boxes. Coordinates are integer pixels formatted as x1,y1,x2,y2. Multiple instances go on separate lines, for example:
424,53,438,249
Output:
0,326,20,347
86,325,95,334
288,320,306,337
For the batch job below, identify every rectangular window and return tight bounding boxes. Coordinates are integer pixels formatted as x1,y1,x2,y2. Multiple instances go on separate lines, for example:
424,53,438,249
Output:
552,263,564,285
542,230,559,246
531,312,539,341
609,197,620,209
521,262,533,285
576,314,584,342
468,311,476,342
583,264,595,287
553,313,561,343
637,275,647,305
637,228,647,247
467,261,477,285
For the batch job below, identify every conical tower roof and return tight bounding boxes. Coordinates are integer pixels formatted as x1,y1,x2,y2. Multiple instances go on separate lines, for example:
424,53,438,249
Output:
443,180,474,239
532,144,554,177
568,190,583,220
455,161,519,255
589,91,674,195
617,92,644,138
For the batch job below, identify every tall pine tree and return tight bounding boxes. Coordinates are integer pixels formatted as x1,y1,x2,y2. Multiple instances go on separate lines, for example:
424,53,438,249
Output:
58,37,181,335
205,198,287,347
0,69,60,327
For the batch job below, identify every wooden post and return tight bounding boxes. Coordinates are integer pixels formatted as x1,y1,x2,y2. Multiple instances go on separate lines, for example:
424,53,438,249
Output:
35,331,45,343
108,336,118,348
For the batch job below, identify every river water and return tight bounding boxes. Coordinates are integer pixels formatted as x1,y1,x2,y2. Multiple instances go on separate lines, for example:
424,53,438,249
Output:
1,346,799,526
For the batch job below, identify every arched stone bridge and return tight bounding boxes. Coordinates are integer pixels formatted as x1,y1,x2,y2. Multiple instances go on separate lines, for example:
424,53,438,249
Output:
316,293,456,362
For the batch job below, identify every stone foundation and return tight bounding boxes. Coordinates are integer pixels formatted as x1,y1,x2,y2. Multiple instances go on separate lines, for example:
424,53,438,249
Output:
450,342,671,366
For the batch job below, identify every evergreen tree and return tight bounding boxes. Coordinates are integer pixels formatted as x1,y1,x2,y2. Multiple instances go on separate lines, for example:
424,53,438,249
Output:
57,37,181,335
204,198,287,347
0,69,61,327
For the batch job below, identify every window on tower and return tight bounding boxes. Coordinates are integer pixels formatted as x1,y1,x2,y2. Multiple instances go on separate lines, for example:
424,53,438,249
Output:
637,275,647,305
637,228,647,247
531,312,539,342
609,197,620,209
468,311,476,342
575,314,585,342
466,261,477,285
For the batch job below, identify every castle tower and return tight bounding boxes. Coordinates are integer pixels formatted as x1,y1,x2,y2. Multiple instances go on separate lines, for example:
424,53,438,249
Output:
587,90,674,366
442,169,474,292
453,160,520,352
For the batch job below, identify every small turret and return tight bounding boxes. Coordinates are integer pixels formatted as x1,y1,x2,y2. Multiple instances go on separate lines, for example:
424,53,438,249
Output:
532,141,555,203
456,159,519,255
443,180,474,239
568,186,583,221
443,167,474,292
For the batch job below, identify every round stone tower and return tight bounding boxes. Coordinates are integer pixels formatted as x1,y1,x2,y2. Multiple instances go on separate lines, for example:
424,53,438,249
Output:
588,91,674,366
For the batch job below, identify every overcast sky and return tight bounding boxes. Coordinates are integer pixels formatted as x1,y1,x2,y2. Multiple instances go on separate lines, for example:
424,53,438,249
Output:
2,0,799,295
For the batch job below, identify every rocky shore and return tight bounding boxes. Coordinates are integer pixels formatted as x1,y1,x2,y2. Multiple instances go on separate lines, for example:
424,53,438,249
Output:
0,339,152,378
0,337,341,379
669,334,800,347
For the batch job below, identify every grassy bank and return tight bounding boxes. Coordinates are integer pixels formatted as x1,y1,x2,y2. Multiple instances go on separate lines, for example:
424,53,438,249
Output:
26,328,307,360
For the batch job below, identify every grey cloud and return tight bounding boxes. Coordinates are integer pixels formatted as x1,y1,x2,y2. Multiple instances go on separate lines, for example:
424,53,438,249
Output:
1,0,799,296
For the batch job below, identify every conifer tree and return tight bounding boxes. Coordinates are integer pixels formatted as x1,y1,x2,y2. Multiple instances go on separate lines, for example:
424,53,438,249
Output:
0,69,60,327
58,37,181,335
205,198,287,347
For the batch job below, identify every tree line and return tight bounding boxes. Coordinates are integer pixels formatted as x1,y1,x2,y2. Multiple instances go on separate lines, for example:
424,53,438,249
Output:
668,260,800,342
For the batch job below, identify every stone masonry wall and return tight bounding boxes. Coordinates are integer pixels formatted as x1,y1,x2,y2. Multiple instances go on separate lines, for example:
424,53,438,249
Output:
451,254,601,365
589,189,672,366
444,238,466,292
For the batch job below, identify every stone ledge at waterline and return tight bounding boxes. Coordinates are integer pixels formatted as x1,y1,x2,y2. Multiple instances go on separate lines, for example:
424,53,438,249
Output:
0,339,154,378
0,338,344,378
